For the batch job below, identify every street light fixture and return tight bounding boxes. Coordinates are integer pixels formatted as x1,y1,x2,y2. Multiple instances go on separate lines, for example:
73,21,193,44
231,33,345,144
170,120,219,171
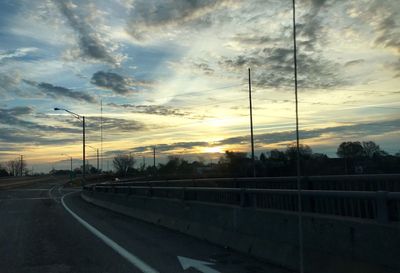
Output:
86,144,99,172
54,107,86,184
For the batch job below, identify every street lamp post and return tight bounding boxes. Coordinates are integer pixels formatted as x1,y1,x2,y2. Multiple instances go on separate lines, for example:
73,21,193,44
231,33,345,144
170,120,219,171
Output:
54,108,86,184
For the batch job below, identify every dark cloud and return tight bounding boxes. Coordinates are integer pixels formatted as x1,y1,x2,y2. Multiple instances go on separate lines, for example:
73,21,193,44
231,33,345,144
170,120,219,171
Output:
53,0,118,64
374,11,400,76
217,1,346,89
107,103,207,119
121,118,400,154
0,107,81,145
91,71,140,95
3,106,33,116
23,80,96,103
68,116,146,133
391,60,400,78
220,46,343,89
0,72,25,97
0,107,80,134
129,141,210,154
126,0,233,40
344,59,365,67
192,62,215,75
0,128,76,145
233,34,278,46
0,47,38,63
360,0,400,76
219,119,400,146
374,13,400,52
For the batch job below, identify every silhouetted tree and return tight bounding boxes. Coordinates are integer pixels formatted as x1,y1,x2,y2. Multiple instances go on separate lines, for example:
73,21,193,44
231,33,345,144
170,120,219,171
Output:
0,164,8,176
337,142,364,159
337,141,364,174
259,153,267,162
219,151,249,177
285,143,312,162
362,141,387,158
113,154,135,176
268,149,286,161
5,158,27,176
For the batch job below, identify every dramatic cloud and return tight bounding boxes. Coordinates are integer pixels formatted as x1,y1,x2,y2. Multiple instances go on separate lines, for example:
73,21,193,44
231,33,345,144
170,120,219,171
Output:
124,118,400,154
107,103,207,119
90,71,148,95
129,141,210,154
349,0,400,76
0,107,78,133
68,116,146,133
0,128,76,145
0,106,81,146
1,106,33,116
219,119,400,146
0,47,38,63
0,72,22,96
23,80,96,103
126,0,235,40
220,47,343,89
215,1,347,89
344,59,365,67
54,0,122,65
0,0,398,168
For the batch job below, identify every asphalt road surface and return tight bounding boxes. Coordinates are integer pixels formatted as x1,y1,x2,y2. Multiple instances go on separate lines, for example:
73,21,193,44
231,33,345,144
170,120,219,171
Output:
0,176,294,273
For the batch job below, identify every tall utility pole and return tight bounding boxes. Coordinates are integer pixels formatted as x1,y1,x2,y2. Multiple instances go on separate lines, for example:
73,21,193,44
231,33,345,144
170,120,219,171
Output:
292,1,304,273
100,99,103,171
83,116,86,179
70,157,72,176
248,68,256,177
153,147,156,168
20,155,23,176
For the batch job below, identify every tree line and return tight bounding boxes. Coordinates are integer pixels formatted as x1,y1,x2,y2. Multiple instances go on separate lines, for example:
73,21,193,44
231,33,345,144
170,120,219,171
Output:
0,157,28,177
112,141,400,178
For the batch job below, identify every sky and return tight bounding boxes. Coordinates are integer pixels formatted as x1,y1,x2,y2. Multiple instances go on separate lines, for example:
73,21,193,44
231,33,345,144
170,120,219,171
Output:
0,0,399,172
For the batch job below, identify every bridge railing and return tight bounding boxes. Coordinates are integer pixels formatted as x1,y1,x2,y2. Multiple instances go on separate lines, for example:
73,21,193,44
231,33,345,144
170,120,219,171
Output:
102,174,400,191
84,184,400,224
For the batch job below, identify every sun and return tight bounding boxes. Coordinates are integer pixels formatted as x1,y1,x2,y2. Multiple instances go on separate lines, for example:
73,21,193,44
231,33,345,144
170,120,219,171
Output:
203,146,224,154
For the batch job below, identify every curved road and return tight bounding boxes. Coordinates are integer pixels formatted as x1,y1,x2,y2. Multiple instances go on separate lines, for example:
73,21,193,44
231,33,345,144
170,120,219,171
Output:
0,176,294,273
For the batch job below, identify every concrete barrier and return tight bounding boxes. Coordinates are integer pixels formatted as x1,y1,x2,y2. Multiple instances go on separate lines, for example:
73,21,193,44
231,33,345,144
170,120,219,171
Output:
82,190,400,273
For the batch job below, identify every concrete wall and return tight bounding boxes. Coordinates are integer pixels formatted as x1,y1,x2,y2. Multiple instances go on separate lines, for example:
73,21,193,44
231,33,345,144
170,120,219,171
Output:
82,191,400,273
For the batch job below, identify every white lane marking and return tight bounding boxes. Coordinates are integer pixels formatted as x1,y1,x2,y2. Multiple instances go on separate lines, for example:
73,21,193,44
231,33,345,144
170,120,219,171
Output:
1,189,50,191
58,185,63,196
0,197,53,201
48,185,57,201
48,184,60,203
178,256,220,273
61,192,159,273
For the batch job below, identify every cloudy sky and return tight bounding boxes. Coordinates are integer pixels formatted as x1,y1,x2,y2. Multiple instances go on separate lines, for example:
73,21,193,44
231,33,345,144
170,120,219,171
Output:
0,0,399,172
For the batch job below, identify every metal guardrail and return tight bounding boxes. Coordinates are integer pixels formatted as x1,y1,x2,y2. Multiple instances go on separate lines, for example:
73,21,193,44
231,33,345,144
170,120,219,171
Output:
84,184,400,224
104,174,400,192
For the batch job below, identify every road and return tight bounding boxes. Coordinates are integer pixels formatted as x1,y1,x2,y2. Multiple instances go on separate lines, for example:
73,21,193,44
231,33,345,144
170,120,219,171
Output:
0,176,294,273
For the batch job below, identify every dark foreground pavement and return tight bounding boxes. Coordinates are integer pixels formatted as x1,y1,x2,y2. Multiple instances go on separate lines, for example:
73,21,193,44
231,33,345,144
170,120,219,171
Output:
0,177,294,273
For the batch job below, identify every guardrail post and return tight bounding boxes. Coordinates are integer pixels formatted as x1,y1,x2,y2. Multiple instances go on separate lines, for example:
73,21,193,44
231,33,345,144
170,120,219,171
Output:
147,186,153,197
240,189,248,207
182,187,187,201
376,191,389,223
